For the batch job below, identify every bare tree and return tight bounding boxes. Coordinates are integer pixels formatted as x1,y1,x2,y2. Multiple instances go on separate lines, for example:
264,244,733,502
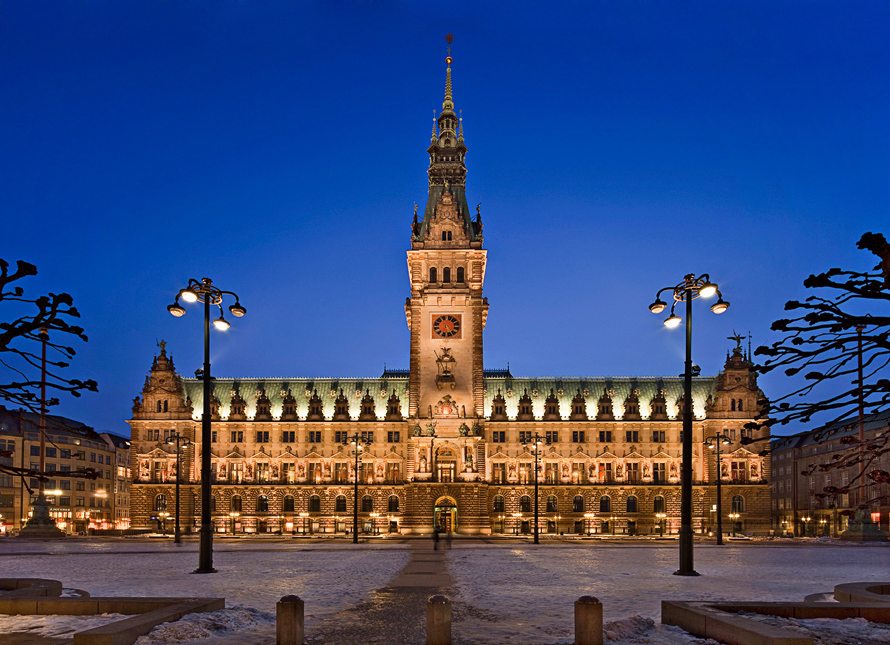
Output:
0,258,99,487
753,232,890,516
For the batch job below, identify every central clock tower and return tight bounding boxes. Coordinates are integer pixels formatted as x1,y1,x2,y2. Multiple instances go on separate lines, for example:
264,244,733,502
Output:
406,47,488,423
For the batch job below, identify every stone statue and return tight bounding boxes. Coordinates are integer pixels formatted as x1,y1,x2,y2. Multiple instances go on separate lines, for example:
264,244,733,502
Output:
721,462,729,478
420,455,427,472
616,464,623,479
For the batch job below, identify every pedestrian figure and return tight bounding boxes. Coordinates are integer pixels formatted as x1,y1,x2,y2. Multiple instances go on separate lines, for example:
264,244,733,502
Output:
433,527,439,551
446,530,452,550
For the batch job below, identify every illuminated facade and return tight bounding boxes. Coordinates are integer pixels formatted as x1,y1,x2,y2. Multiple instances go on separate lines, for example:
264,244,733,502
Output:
128,52,771,537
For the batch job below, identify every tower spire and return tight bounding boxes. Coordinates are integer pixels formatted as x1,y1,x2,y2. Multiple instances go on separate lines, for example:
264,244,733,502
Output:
443,33,454,112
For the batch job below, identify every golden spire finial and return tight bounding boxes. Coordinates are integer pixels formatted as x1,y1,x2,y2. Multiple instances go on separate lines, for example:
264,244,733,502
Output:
443,33,454,112
431,110,437,142
458,109,464,140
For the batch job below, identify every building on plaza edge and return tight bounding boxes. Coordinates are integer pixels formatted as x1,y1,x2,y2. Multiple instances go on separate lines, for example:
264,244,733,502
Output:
128,49,771,537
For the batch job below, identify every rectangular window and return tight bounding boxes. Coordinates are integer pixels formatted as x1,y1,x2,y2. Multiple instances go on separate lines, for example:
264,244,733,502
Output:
544,463,559,484
282,431,296,443
31,462,40,471
46,447,57,458
361,431,374,443
387,431,400,443
361,462,375,483
60,479,71,490
652,463,665,483
230,431,243,443
518,462,532,484
76,481,85,491
309,431,322,443
625,430,639,443
492,431,506,443
256,463,270,482
334,462,348,483
572,430,585,443
46,463,56,472
598,462,612,484
76,497,84,507
572,462,586,484
59,448,71,459
730,429,736,441
599,430,612,443
385,463,401,483
105,455,111,465
546,431,559,444
308,463,322,482
493,463,506,484
256,431,269,443
627,462,640,482
519,431,532,444
211,431,217,442
30,446,40,456
334,431,347,444
60,496,70,506
652,430,665,442
60,464,71,473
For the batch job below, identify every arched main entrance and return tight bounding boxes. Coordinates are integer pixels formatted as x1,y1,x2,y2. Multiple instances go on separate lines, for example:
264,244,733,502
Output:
434,496,458,534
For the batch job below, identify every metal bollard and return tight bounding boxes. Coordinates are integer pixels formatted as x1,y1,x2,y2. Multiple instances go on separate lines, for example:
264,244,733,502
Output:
574,595,603,645
277,595,305,645
426,594,451,645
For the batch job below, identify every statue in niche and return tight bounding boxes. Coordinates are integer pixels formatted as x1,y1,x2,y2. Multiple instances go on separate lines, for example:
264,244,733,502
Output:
272,464,279,479
419,454,428,472
750,463,758,479
643,464,651,479
670,462,678,478
466,451,474,470
324,463,331,478
721,462,729,478
139,459,149,479
589,464,596,480
245,463,253,480
508,463,517,479
616,464,623,479
219,463,227,479
297,463,306,479
435,347,456,390
376,463,384,478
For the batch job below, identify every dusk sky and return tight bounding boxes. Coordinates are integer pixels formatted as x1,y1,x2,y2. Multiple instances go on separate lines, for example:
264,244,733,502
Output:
2,2,887,439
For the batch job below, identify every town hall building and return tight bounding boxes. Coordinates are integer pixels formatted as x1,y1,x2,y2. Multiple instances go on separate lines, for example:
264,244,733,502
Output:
128,49,771,538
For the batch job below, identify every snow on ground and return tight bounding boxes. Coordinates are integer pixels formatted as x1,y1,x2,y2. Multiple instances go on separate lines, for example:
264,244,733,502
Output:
0,613,124,638
0,539,409,644
447,543,889,644
738,613,890,644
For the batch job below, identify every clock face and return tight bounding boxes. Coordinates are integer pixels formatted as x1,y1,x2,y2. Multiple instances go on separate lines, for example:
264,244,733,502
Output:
432,314,461,338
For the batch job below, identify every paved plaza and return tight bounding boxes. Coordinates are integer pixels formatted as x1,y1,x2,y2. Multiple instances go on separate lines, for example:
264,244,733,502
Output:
0,537,887,644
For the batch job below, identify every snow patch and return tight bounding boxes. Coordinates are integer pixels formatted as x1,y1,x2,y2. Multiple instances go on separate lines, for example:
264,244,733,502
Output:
739,612,890,644
603,616,722,644
0,613,124,638
135,605,275,643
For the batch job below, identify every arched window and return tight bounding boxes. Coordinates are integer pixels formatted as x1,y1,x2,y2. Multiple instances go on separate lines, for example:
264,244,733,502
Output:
520,495,531,512
257,495,269,513
599,496,611,513
731,399,736,411
732,495,745,513
361,495,373,512
388,495,400,512
493,495,505,512
154,494,167,511
441,230,452,241
456,267,465,283
163,400,168,412
335,495,347,512
157,401,162,413
737,399,743,411
573,495,584,513
443,267,451,283
283,495,295,512
231,495,242,512
546,495,558,512
309,495,321,512
653,496,665,514
626,495,638,513
429,267,437,283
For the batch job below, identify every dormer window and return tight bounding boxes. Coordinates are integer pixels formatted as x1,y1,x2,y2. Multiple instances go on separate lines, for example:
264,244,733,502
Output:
442,231,452,241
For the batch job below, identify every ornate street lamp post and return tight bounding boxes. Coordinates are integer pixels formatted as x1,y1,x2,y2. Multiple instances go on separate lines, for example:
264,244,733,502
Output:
168,277,246,573
342,432,372,544
521,432,550,544
166,432,192,545
704,431,731,545
649,273,729,576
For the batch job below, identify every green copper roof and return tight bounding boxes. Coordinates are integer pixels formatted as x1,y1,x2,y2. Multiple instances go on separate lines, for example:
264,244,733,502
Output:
181,378,409,421
416,184,478,242
482,376,717,421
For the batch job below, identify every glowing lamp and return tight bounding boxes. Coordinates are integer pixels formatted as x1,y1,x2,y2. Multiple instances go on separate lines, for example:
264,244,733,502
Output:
710,298,729,314
648,299,667,314
181,289,198,303
228,302,247,317
213,316,230,331
167,303,186,317
663,314,682,329
699,282,718,298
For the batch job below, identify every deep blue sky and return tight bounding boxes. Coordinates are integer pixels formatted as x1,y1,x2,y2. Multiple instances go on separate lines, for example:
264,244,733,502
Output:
2,2,887,438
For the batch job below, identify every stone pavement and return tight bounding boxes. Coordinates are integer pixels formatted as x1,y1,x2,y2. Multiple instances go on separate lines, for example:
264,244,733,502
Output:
307,538,453,644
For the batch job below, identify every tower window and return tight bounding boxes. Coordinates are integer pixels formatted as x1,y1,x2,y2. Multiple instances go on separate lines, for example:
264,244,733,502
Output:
456,267,465,283
443,267,451,283
429,267,437,283
731,399,736,411
442,231,452,241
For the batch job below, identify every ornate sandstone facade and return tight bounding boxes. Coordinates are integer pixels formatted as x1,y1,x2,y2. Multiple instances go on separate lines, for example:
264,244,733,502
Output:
127,49,771,538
